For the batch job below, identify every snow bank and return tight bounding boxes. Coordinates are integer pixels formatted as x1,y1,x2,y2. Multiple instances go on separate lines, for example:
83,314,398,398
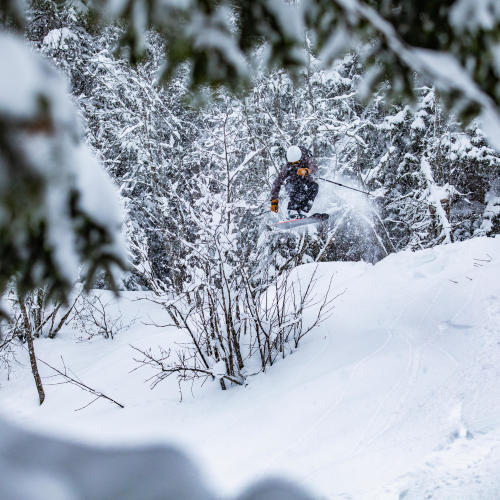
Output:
2,237,500,498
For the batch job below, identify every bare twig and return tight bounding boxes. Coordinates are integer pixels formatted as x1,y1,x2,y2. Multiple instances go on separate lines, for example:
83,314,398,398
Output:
36,355,125,409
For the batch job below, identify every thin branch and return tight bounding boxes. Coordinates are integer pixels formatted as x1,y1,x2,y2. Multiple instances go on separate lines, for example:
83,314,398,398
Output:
36,355,125,409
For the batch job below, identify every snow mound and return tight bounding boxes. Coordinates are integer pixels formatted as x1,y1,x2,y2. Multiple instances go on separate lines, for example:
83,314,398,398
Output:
2,237,500,499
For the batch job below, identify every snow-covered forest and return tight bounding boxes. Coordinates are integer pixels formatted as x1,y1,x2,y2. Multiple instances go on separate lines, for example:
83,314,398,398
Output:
1,1,500,499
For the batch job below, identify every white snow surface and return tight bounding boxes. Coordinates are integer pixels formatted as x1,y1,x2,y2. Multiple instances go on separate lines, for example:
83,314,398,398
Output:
2,237,500,498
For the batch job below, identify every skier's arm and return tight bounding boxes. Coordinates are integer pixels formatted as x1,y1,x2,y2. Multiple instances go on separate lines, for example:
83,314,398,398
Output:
297,157,318,177
305,156,318,175
270,165,288,200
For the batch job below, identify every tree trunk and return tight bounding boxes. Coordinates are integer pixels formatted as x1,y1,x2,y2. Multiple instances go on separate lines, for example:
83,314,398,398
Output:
20,298,45,405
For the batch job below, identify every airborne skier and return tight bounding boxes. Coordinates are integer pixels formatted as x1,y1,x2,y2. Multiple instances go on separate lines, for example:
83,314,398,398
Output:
270,145,319,219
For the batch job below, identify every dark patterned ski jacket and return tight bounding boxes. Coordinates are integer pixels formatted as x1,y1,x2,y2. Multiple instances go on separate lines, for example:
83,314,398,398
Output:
270,156,318,200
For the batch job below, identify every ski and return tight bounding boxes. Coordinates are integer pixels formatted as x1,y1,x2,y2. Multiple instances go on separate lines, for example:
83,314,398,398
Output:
273,213,329,230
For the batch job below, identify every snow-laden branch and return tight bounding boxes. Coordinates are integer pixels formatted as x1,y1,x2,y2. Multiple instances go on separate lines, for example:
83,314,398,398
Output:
420,156,453,244
229,147,266,183
331,0,500,148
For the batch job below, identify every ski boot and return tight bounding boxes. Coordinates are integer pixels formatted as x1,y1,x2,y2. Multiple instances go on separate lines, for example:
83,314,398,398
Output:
287,209,307,220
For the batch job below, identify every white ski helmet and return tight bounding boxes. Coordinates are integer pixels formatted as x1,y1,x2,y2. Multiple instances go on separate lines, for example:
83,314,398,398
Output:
286,145,302,163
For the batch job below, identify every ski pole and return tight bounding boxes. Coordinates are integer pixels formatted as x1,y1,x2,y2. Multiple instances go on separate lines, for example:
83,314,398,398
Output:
317,177,382,198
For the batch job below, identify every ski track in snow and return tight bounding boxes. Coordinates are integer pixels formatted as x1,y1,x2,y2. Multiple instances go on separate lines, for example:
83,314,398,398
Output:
2,238,500,499
374,251,500,500
358,274,464,454
266,326,394,474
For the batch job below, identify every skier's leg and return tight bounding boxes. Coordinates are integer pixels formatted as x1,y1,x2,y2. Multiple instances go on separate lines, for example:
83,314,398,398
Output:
286,182,303,215
296,180,318,213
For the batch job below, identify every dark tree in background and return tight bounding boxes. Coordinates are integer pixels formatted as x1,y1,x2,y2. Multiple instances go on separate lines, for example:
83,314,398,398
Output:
1,0,499,298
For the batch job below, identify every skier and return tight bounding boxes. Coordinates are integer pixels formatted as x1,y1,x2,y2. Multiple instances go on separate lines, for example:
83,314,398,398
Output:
270,145,319,219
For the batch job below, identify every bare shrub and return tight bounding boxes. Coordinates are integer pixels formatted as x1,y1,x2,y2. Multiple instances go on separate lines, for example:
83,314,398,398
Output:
74,294,135,340
0,321,18,381
2,287,80,404
132,265,338,395
1,287,130,405
244,266,340,365
9,287,79,341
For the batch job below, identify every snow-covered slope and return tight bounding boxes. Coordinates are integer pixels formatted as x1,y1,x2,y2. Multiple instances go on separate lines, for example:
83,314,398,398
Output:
2,237,500,499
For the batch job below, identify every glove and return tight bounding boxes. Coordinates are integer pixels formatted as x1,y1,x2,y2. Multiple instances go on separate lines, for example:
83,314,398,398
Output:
297,167,311,177
271,199,279,213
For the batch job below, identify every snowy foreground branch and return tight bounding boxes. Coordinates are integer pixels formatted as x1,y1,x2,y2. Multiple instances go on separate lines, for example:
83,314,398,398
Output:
0,32,126,303
8,0,497,146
